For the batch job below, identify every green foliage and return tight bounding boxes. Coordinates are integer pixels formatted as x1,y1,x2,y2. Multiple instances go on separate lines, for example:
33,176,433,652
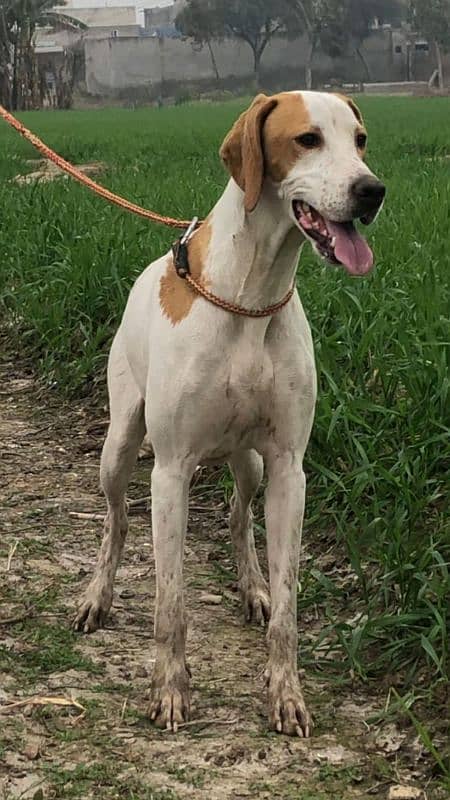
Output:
176,0,223,45
410,0,450,50
0,0,86,109
44,762,181,800
0,621,99,680
282,0,405,81
176,0,302,78
391,688,450,786
318,0,405,57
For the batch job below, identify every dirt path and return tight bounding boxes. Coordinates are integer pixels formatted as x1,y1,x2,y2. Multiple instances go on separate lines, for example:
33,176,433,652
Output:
0,348,439,800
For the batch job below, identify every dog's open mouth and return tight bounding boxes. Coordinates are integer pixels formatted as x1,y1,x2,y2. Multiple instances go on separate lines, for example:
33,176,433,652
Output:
293,201,374,276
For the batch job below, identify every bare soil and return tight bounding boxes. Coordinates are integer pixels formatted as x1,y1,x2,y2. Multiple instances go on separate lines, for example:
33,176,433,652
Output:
0,347,442,800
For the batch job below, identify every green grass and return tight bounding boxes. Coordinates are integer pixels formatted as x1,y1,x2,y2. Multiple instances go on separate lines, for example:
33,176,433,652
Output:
0,620,100,682
0,97,449,751
43,762,181,800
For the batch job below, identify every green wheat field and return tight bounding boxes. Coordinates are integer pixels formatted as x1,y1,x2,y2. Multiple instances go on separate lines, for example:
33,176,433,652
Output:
0,96,449,778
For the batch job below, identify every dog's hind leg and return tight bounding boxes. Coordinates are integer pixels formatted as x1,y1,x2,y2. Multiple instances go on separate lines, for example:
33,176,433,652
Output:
74,336,145,633
229,450,270,626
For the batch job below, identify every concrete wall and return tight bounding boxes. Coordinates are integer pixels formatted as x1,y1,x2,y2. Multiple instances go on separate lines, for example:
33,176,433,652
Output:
84,30,440,97
35,24,141,58
35,27,81,52
143,5,174,27
54,5,137,26
85,36,260,94
84,25,141,38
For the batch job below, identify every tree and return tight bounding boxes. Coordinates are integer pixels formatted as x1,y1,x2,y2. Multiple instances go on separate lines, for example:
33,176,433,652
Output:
280,0,317,89
177,0,302,89
283,0,405,87
218,0,286,88
351,1,405,79
0,5,13,107
0,0,85,109
175,0,222,82
410,0,450,88
315,0,404,81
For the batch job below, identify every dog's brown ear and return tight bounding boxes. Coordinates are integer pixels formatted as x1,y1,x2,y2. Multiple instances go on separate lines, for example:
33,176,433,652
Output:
220,94,278,213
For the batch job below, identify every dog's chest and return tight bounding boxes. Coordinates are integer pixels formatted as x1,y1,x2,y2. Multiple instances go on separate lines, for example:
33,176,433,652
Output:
200,341,279,458
225,342,274,412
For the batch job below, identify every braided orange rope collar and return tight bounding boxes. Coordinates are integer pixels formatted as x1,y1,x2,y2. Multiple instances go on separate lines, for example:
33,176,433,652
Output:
185,273,295,318
0,104,295,318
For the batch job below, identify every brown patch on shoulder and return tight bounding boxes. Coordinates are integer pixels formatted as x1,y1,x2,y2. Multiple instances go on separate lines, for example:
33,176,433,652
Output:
335,93,364,124
263,92,312,182
159,219,212,325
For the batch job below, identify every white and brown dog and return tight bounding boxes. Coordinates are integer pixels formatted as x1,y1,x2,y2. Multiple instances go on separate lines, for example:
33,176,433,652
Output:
74,91,385,737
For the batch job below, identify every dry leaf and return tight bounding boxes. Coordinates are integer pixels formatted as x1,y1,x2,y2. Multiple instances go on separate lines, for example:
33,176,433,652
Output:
24,738,41,761
199,593,223,605
0,695,85,719
376,723,406,754
314,744,357,765
388,786,425,800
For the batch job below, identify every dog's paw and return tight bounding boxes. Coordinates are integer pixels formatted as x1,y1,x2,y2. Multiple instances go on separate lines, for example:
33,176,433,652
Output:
266,668,311,738
148,669,191,732
241,577,271,626
72,587,112,633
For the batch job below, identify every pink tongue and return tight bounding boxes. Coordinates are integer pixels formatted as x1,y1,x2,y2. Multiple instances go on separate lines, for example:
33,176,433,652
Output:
327,221,374,276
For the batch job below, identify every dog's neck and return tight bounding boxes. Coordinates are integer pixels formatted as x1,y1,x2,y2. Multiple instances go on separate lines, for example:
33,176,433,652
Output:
205,180,305,312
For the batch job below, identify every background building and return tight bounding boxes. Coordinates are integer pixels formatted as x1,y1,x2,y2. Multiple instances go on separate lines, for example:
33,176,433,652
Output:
33,1,446,104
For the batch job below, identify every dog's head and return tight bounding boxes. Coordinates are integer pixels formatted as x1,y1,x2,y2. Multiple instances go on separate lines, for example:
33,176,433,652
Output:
220,91,385,277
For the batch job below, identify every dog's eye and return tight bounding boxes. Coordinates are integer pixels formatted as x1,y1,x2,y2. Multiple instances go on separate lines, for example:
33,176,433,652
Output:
356,133,368,149
296,132,322,149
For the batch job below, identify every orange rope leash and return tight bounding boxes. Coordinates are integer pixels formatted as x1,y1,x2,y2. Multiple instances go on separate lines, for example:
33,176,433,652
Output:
0,103,192,229
0,104,296,318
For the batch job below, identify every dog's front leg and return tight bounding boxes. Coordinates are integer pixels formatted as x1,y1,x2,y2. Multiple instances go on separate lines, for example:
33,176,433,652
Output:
264,451,311,738
148,459,193,732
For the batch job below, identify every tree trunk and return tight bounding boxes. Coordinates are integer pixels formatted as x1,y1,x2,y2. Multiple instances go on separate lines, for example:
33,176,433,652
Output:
56,50,75,110
23,39,39,109
434,39,444,90
253,49,261,91
158,34,165,100
11,40,18,110
305,37,316,90
0,9,12,108
356,46,371,83
206,39,220,83
0,47,12,109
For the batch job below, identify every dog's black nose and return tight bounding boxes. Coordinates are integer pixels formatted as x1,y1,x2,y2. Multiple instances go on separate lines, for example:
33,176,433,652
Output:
351,176,386,214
